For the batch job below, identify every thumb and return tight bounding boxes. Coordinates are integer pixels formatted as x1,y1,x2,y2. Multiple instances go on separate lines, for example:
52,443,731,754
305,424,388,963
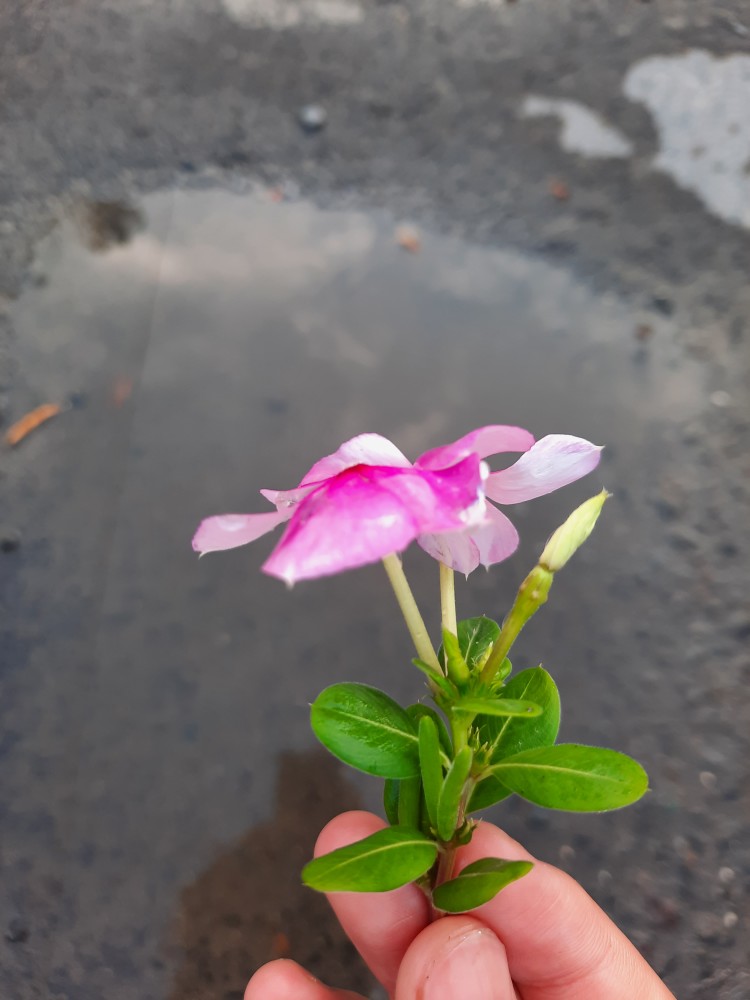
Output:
395,916,516,1000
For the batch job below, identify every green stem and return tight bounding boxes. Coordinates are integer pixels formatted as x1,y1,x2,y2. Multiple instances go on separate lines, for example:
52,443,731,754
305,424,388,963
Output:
382,554,441,672
450,713,472,754
439,562,457,637
434,844,456,892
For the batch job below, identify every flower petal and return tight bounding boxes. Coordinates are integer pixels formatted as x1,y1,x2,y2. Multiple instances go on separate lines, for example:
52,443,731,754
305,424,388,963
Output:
418,501,520,575
192,510,289,554
299,433,411,486
415,425,534,470
471,502,520,568
418,531,481,576
485,434,603,505
263,458,483,584
260,483,318,510
380,457,485,534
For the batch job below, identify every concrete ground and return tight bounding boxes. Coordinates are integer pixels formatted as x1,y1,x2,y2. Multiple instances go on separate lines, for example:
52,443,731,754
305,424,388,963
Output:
1,2,749,998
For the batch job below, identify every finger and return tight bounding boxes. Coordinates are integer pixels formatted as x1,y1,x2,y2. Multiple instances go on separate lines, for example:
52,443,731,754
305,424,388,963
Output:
244,958,364,1000
395,915,520,1000
455,822,675,1000
316,811,431,995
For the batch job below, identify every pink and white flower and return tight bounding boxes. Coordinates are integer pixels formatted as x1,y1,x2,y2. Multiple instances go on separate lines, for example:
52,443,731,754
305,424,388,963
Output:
192,427,601,583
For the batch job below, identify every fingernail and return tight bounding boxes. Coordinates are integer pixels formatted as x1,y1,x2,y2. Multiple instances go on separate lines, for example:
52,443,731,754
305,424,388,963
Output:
422,927,512,1000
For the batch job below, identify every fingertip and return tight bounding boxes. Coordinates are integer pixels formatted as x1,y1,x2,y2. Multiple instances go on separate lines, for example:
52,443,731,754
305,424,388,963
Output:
244,959,320,1000
312,813,429,994
395,916,515,1000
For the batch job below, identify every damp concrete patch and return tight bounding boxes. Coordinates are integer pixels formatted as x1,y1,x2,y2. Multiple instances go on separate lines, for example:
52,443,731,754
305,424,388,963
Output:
521,96,634,159
624,49,750,229
222,0,362,28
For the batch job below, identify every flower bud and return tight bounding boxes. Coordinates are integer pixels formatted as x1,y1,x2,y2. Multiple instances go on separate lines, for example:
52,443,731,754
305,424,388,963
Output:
539,490,610,573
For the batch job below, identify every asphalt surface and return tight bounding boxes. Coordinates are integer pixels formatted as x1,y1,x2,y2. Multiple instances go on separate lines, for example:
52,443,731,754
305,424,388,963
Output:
1,2,749,998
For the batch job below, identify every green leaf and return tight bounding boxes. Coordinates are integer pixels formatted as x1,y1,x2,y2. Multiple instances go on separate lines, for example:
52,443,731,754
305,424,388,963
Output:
442,629,470,686
468,774,512,812
412,659,455,700
418,716,444,829
437,746,474,841
457,616,501,671
398,776,422,828
406,704,452,756
302,826,438,892
480,667,561,762
432,857,533,913
383,779,400,825
490,744,649,812
311,683,419,779
453,697,542,718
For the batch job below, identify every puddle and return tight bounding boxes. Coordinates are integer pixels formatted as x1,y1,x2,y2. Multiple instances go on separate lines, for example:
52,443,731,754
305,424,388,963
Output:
0,184,717,996
624,49,750,229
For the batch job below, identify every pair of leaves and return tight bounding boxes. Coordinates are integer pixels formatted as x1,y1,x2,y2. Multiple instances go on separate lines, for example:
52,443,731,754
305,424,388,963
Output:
311,670,645,818
303,828,532,913
404,715,472,842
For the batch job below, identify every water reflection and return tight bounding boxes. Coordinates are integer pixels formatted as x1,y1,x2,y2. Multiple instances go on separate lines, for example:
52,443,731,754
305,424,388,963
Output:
624,50,750,230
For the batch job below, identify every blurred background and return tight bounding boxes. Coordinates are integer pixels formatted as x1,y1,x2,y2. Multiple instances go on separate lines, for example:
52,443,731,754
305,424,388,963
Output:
1,2,748,998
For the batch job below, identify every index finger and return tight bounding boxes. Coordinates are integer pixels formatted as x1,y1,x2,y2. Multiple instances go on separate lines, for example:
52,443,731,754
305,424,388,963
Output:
316,811,431,996
455,822,676,1000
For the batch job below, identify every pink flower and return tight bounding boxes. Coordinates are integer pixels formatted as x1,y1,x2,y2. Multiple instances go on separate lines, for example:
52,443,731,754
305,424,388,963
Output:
192,427,601,583
416,430,603,574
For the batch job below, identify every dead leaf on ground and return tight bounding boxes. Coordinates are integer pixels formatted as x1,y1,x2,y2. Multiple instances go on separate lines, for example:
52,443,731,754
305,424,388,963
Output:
395,224,421,253
111,375,134,407
4,403,62,447
549,178,570,201
635,323,654,342
270,932,290,959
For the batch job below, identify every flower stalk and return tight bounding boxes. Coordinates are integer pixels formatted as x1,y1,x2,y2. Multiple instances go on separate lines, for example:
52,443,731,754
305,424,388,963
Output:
439,562,457,638
382,554,441,672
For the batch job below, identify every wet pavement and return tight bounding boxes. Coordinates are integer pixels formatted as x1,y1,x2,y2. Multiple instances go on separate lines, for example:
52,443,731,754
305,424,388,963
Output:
1,2,750,999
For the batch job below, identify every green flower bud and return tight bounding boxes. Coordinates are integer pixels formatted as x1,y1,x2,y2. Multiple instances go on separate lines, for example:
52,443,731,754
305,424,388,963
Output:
539,490,610,573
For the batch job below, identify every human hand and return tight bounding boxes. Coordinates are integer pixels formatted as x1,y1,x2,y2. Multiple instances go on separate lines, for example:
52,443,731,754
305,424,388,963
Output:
245,811,676,1000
